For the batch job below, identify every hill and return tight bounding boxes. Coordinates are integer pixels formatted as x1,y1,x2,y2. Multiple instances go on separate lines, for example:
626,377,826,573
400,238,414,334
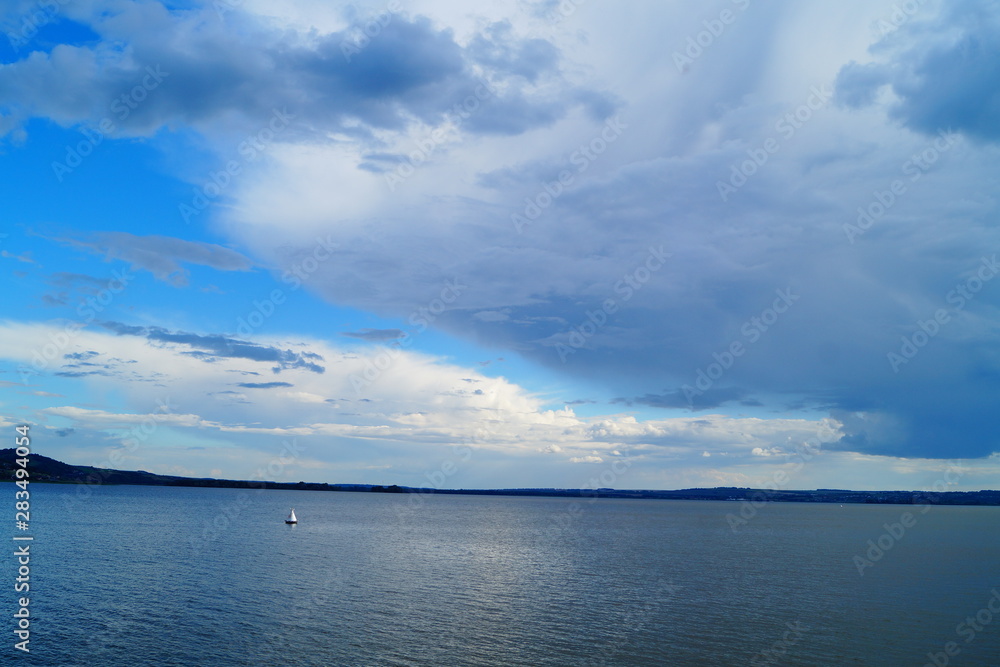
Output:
3,449,999,506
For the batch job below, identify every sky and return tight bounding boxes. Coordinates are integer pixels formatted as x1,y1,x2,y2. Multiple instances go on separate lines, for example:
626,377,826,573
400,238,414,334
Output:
1,0,999,492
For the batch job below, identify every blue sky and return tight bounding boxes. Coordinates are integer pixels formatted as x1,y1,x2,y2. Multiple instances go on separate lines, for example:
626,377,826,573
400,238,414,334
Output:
1,0,999,491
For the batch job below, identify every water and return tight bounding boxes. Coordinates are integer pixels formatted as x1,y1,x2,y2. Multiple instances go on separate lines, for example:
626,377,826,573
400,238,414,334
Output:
4,483,1000,666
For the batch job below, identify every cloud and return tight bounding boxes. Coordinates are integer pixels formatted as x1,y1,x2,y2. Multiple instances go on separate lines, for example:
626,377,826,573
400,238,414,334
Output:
473,311,510,322
0,2,614,143
1,249,37,265
54,232,255,286
214,1,1000,463
341,328,406,342
238,382,294,389
64,351,99,360
98,322,325,373
0,320,852,486
41,405,203,428
835,1,1000,143
43,272,126,308
47,272,109,292
6,316,1000,490
615,387,752,411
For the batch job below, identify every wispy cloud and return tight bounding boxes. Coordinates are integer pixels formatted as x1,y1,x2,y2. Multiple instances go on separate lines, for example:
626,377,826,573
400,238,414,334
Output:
53,232,254,286
98,322,325,373
341,328,406,342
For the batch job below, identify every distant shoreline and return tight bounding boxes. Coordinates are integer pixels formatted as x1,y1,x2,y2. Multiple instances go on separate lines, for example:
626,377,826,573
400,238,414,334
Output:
4,448,1000,506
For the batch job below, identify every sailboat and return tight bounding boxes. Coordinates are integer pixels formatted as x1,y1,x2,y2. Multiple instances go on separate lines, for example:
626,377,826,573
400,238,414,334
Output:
285,508,297,524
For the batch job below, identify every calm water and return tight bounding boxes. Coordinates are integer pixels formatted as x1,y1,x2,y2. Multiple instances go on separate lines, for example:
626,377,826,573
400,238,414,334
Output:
3,483,1000,666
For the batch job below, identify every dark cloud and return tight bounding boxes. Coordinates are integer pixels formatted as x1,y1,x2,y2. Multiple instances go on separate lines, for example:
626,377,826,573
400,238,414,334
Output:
263,105,1000,460
836,2,1000,143
238,382,294,389
98,322,325,374
0,3,615,142
64,351,99,360
615,387,752,411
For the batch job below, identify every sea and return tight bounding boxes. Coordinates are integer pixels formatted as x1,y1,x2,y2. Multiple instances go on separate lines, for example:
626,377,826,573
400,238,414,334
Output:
3,482,1000,666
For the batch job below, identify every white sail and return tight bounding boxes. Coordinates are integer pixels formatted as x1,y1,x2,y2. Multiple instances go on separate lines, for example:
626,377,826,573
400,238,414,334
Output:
286,508,297,523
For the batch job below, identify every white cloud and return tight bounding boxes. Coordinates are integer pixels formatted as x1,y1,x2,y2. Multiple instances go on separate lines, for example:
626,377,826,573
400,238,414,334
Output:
0,321,846,486
751,446,783,457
